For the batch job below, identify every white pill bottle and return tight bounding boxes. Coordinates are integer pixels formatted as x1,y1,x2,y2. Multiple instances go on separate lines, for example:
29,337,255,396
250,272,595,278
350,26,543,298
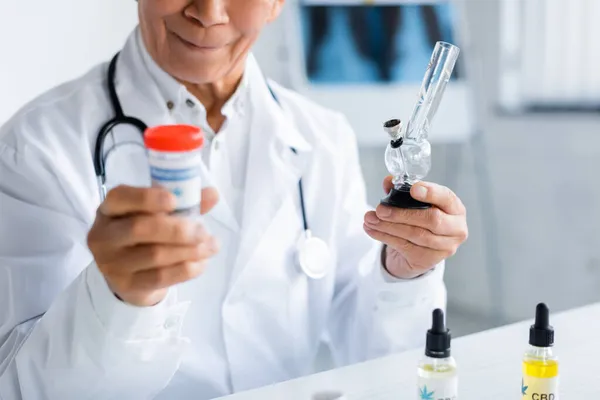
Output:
144,125,205,217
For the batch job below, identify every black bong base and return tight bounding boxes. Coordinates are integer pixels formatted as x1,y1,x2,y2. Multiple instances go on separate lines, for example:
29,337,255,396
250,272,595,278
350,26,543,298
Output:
380,183,431,209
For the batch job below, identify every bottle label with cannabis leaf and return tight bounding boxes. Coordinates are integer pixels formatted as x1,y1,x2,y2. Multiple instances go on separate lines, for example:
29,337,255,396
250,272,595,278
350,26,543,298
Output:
417,376,457,400
521,376,559,399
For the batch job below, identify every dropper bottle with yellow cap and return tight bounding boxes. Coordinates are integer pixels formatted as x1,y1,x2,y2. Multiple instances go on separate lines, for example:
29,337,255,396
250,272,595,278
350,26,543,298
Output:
521,303,559,399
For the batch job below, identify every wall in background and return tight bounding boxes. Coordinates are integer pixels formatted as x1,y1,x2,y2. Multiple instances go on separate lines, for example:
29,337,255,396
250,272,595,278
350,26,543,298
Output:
0,1,138,124
436,1,600,325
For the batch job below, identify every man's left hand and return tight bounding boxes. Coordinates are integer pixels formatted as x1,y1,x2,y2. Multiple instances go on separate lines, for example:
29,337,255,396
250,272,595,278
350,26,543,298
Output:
363,177,468,279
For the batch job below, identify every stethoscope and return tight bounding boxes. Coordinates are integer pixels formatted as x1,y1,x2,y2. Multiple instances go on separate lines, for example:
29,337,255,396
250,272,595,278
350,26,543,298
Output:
94,53,331,279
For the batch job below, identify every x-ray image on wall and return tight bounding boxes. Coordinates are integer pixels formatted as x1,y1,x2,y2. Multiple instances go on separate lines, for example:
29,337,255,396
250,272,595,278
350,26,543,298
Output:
301,2,460,84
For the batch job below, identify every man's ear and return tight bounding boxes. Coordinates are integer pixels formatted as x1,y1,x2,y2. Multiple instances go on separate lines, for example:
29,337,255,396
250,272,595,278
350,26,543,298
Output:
267,0,285,23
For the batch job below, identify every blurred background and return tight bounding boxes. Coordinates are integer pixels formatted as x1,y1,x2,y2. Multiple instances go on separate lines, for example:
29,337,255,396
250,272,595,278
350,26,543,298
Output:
2,0,600,340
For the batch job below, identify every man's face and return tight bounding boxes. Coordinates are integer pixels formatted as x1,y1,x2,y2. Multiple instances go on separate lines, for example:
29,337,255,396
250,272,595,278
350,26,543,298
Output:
138,0,284,84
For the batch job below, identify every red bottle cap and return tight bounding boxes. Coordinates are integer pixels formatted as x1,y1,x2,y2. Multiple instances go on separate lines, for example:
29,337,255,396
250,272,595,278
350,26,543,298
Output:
144,124,204,152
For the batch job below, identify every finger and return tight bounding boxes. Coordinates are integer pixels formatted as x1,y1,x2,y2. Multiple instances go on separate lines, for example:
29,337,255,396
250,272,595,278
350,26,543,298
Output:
383,176,394,194
104,238,218,274
364,212,457,250
375,205,464,236
131,260,208,291
99,185,176,217
410,182,465,216
106,215,209,247
200,187,219,215
363,224,449,270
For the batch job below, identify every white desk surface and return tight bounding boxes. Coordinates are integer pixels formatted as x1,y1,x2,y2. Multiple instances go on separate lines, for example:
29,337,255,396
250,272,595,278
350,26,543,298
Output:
218,303,599,399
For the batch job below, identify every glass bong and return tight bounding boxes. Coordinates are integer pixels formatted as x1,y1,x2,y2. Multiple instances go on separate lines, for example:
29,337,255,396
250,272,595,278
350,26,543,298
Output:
380,42,460,209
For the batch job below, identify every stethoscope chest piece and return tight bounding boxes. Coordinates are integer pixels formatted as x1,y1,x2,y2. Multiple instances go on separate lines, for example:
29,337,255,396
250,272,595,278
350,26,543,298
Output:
296,230,331,279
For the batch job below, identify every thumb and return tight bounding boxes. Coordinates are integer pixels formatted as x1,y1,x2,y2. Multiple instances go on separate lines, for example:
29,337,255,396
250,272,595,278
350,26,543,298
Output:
383,175,394,194
200,187,220,214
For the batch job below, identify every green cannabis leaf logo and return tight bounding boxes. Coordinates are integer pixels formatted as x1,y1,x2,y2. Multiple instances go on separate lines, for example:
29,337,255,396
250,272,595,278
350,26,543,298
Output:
419,385,435,400
521,378,528,395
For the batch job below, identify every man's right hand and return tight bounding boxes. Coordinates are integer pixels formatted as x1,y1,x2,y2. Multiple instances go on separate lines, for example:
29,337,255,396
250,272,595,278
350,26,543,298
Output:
87,185,220,307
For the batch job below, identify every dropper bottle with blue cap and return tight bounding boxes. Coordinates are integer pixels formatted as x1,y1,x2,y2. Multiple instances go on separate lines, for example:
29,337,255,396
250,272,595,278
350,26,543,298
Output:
417,309,457,399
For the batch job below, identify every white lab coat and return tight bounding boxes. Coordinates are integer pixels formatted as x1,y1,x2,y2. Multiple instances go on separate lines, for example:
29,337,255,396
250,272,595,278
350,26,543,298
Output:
0,28,446,400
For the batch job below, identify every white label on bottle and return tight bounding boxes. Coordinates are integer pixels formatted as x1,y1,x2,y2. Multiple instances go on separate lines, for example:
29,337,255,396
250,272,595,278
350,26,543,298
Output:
148,150,202,213
521,376,559,400
417,376,457,400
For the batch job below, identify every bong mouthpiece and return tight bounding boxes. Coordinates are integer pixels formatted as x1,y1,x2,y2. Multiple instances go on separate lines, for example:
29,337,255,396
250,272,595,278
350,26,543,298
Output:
406,41,460,141
383,119,403,140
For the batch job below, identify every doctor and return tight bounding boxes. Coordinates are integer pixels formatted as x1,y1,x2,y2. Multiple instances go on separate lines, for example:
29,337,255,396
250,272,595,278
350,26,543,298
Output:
0,1,468,399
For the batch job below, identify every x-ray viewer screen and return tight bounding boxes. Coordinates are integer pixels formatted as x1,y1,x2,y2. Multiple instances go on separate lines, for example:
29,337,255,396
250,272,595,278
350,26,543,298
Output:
300,2,461,84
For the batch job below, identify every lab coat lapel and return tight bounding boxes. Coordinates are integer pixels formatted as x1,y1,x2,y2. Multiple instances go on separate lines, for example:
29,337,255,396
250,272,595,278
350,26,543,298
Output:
230,62,312,284
114,38,238,232
116,40,173,129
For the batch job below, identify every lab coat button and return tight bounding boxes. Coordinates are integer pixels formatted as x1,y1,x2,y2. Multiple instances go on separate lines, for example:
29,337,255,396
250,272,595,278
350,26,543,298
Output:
236,102,245,114
186,99,195,108
378,291,400,303
163,316,180,330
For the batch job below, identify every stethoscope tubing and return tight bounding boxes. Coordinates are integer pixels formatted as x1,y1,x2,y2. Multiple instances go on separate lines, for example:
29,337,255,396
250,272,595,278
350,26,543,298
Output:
94,53,310,232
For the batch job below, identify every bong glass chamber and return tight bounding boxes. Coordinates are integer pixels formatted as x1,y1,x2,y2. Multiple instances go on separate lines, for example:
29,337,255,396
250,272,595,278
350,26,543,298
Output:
380,41,460,209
